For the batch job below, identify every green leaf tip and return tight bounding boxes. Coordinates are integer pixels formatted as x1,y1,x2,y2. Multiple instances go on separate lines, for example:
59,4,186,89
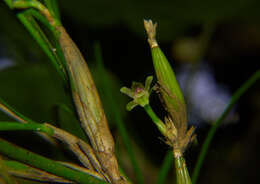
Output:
120,76,154,111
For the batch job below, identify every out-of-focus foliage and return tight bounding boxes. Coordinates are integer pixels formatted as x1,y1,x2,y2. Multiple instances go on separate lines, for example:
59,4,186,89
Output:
0,2,45,63
91,63,128,127
60,0,259,40
0,63,69,123
0,61,125,132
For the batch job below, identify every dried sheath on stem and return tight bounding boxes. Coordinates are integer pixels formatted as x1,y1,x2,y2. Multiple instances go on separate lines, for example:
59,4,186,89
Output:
5,1,125,183
56,26,126,184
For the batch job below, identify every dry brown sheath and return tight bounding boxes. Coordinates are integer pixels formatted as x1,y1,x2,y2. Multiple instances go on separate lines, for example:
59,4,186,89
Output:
56,26,126,184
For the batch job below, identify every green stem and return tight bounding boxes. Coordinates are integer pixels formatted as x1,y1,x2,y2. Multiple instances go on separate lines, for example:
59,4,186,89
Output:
144,104,166,135
0,98,66,155
156,150,174,184
17,12,66,81
44,0,60,21
25,8,51,29
175,156,192,184
192,69,260,184
0,122,54,135
2,160,71,183
0,97,37,124
19,10,66,79
0,138,106,184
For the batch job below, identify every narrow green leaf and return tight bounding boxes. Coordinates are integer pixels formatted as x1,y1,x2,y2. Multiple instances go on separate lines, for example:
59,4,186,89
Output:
0,97,37,125
0,97,67,159
0,122,54,135
17,11,67,82
2,160,73,183
44,0,61,21
0,138,107,184
3,0,67,82
192,69,260,184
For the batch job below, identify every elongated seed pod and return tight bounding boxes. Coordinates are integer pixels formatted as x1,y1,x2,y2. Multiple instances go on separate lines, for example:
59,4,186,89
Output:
144,20,195,184
56,26,125,184
144,20,187,140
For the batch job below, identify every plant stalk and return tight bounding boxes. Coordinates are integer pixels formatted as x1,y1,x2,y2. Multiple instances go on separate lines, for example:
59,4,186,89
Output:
175,155,192,184
144,104,166,135
0,138,106,184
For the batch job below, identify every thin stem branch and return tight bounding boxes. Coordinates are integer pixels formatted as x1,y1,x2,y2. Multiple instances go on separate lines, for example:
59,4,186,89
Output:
0,122,53,135
45,123,110,182
192,69,260,184
0,121,107,180
44,0,60,21
0,98,38,124
0,138,106,184
0,97,57,143
144,104,166,135
3,160,73,183
17,10,67,82
3,0,67,82
0,101,107,181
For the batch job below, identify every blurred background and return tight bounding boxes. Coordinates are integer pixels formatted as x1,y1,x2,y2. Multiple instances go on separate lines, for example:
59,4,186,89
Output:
0,0,259,183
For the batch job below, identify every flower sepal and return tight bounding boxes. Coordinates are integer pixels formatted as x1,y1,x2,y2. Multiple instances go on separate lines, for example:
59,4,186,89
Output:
120,76,153,111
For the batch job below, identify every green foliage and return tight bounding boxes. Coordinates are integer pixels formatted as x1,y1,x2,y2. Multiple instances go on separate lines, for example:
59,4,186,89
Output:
0,138,106,184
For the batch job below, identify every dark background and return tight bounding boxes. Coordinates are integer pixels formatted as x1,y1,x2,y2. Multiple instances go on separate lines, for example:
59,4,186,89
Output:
0,0,259,183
